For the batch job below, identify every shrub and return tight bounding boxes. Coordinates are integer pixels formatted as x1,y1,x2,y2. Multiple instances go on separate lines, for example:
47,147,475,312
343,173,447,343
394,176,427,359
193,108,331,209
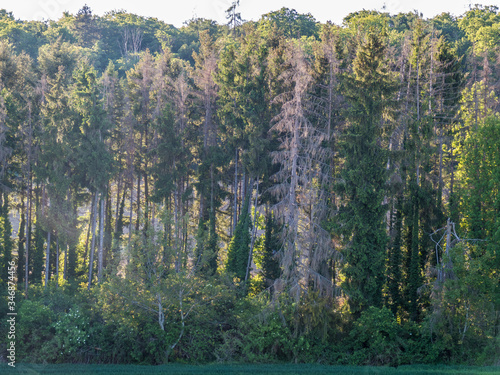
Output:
348,306,403,366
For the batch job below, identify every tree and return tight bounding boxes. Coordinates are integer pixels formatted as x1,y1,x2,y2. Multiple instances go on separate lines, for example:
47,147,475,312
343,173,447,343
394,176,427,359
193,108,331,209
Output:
103,224,221,362
0,193,13,283
70,62,113,287
456,115,500,248
226,195,251,281
192,30,222,276
258,8,318,39
334,31,395,314
260,211,281,286
226,0,242,37
271,41,333,297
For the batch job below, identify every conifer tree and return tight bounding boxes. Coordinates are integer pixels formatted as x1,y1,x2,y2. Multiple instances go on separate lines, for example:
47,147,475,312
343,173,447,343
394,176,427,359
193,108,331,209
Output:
260,211,281,286
271,41,332,296
226,195,251,281
335,31,395,313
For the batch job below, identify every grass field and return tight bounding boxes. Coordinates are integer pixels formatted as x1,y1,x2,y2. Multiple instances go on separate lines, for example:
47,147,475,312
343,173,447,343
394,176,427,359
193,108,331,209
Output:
1,364,500,375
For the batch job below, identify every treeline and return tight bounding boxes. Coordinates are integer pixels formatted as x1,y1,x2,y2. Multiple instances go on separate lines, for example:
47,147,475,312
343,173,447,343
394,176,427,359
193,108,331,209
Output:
0,4,499,365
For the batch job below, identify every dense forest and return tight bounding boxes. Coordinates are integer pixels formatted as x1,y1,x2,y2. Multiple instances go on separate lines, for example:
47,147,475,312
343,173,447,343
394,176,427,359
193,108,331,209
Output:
0,3,499,366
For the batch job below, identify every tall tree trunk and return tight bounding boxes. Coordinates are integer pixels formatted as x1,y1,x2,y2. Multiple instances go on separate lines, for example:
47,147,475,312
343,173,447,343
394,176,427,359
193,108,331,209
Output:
55,235,59,287
233,148,238,235
98,194,105,284
245,178,259,284
136,174,141,231
24,104,33,297
83,197,94,266
44,231,51,288
17,196,25,286
64,244,67,281
127,181,133,264
88,192,99,290
24,185,30,296
115,173,122,233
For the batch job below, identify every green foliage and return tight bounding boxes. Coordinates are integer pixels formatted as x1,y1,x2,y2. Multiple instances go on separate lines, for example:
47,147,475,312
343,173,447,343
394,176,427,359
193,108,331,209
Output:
334,31,395,314
226,196,251,281
258,8,318,39
17,299,57,362
258,212,281,286
427,242,499,364
53,307,90,357
16,205,24,285
457,116,500,244
0,194,13,283
349,307,403,366
31,219,46,284
2,4,500,367
458,5,500,54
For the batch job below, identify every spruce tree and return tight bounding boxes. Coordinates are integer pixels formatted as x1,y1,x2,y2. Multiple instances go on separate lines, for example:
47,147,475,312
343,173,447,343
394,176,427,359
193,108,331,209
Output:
226,195,251,281
261,211,281,285
335,31,395,314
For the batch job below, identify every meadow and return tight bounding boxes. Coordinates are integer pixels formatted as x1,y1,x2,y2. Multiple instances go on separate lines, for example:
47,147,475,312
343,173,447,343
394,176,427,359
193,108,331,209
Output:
1,364,500,375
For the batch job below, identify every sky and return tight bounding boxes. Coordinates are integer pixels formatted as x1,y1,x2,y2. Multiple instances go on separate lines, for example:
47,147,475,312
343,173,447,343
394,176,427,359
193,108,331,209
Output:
2,0,498,27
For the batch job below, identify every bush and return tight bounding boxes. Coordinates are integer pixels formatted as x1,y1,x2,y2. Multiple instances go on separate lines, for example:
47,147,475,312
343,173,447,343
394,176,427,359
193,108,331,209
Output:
348,306,403,366
17,300,57,362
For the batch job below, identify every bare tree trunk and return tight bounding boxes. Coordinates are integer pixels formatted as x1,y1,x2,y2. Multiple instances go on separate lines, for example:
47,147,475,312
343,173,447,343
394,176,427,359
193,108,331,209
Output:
83,197,94,266
44,231,51,288
128,180,134,259
115,174,122,233
136,173,141,231
55,235,59,287
446,218,451,257
88,192,99,290
25,108,33,297
25,179,31,296
98,194,104,283
233,148,238,235
144,154,149,233
245,178,259,284
416,61,421,185
174,189,180,273
64,244,67,281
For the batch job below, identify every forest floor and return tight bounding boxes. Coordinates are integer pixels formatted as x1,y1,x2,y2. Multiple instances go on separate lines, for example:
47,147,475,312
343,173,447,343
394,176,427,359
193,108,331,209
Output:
1,364,500,375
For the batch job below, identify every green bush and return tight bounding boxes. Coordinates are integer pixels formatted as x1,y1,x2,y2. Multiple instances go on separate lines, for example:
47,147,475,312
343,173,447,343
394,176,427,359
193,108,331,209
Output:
348,306,403,366
53,307,90,361
17,299,57,362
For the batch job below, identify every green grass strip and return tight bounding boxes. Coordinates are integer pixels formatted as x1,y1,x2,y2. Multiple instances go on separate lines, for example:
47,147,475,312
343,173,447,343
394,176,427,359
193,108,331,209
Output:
1,364,499,375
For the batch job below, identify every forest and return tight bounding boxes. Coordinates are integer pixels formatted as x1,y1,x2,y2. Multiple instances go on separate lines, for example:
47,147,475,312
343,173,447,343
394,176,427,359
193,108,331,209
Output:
0,3,499,366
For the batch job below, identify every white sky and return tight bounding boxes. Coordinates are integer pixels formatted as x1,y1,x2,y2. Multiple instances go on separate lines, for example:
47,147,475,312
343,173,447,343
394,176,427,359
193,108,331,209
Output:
2,0,498,27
